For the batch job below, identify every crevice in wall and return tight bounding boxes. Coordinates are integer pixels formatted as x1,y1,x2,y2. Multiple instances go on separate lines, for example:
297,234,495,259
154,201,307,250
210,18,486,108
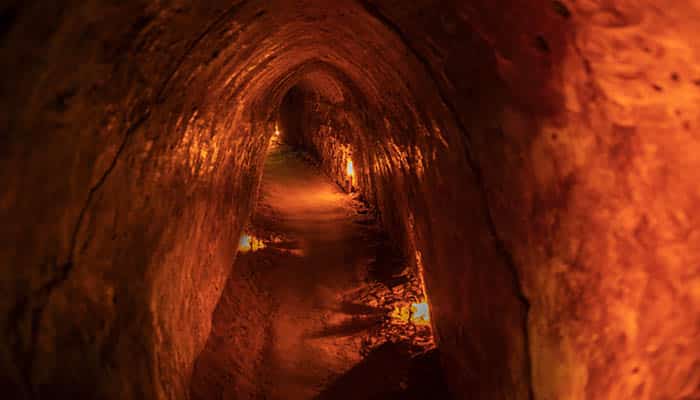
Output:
14,108,151,395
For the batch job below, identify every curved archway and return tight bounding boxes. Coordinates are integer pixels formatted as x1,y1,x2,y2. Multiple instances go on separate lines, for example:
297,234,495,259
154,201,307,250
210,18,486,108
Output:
2,1,700,399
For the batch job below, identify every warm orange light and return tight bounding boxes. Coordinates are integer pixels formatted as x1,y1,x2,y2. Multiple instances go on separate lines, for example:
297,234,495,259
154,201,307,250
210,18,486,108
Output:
274,123,280,136
238,234,265,253
390,304,410,322
346,159,354,177
389,300,431,326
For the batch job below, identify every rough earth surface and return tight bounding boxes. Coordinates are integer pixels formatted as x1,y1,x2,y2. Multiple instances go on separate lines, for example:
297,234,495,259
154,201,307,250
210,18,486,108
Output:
1,1,699,399
191,140,439,399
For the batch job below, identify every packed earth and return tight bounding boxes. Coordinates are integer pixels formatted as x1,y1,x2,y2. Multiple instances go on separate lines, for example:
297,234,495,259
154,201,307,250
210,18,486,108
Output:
191,139,444,399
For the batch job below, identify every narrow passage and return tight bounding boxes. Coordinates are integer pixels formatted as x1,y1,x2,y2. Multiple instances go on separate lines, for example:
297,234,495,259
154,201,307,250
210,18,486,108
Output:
191,140,445,400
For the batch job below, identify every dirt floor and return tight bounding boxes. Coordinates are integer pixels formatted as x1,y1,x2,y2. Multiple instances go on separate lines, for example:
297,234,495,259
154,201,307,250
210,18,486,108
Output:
191,139,447,400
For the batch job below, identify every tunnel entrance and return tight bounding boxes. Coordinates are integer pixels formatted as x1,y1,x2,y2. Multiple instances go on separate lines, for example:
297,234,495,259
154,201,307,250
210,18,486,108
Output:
190,127,446,399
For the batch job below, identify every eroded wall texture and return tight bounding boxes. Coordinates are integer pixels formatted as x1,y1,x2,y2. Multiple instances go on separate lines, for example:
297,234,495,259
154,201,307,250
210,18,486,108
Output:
1,0,699,399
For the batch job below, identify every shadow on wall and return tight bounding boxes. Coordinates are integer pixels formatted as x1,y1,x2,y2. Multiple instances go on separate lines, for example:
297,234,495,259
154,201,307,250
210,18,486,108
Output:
315,342,450,400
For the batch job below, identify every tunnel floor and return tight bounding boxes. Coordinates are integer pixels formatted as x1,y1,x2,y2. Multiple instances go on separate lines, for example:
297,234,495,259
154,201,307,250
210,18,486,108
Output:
191,139,448,399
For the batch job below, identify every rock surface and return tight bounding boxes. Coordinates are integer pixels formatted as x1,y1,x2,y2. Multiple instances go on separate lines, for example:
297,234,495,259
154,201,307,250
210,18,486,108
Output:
1,1,699,399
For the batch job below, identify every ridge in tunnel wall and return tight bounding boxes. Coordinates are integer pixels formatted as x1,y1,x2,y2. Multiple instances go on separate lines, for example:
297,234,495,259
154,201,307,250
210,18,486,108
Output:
1,0,700,399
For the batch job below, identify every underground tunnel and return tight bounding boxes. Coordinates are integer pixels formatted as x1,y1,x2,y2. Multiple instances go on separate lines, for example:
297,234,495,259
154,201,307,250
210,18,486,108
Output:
1,0,700,399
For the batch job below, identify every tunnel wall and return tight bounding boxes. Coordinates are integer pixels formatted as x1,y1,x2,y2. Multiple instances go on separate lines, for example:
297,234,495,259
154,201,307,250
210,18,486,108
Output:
0,1,275,398
1,1,700,399
282,1,700,399
366,1,700,398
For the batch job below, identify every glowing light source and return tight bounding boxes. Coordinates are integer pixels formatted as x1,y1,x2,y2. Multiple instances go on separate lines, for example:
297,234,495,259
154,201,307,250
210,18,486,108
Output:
238,234,265,253
346,159,354,177
274,123,280,136
410,301,430,326
389,300,431,326
390,304,410,322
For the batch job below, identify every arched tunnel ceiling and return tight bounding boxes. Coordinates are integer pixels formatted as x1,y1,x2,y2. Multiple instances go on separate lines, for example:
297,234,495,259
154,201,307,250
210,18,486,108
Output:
1,0,699,399
295,69,348,104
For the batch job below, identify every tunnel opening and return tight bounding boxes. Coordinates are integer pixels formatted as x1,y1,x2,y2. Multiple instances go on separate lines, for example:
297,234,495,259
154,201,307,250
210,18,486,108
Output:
191,75,445,398
276,72,440,340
